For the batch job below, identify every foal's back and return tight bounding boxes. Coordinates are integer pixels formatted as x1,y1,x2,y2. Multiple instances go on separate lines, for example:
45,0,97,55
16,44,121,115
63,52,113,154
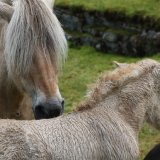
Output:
0,111,139,160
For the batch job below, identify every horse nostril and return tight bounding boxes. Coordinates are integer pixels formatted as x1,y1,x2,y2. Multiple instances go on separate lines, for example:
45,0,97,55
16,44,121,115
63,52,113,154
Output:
61,99,65,113
61,99,64,107
50,108,61,117
34,105,45,120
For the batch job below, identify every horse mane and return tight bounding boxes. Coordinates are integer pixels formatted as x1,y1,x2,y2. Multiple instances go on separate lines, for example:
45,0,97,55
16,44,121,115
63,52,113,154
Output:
4,0,67,76
76,59,158,111
0,0,12,5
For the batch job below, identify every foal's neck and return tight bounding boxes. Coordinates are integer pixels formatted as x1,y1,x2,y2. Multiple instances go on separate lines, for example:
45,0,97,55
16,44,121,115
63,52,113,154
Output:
88,79,151,134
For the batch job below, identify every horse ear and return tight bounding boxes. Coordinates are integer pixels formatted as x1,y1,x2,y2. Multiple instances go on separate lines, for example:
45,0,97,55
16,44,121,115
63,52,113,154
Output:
0,2,14,22
152,66,160,78
112,61,127,68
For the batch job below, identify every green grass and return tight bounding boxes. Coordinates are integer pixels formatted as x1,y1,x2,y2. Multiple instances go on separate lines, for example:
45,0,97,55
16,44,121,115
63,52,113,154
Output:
55,0,160,19
59,46,160,160
59,46,140,112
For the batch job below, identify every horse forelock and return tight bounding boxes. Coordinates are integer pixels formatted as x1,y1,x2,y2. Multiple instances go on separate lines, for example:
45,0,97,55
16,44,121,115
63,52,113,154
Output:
4,0,67,76
76,59,159,111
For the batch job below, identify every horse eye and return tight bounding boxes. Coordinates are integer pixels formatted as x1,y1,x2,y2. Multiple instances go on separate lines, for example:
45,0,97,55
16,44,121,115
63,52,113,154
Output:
15,112,21,117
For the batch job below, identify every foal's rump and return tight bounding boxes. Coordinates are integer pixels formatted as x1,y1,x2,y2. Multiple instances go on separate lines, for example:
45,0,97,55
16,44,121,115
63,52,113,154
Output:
0,115,139,160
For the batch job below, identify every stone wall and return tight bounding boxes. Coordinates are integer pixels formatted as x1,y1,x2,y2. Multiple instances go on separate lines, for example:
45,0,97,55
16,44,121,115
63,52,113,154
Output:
55,6,160,57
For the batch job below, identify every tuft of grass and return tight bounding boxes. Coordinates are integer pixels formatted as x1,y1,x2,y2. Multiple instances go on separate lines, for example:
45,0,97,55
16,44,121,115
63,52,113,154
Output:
59,46,160,160
55,0,160,19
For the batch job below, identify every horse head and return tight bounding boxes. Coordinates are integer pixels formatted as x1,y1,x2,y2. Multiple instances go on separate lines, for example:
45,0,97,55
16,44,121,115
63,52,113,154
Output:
0,0,67,119
113,59,160,130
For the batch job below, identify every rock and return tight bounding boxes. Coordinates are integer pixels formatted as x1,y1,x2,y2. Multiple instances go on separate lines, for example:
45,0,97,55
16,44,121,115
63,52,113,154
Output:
90,28,98,36
84,12,95,26
82,27,98,36
141,30,147,37
102,32,118,43
109,43,120,53
60,14,82,32
80,36,94,46
65,34,73,41
147,30,156,39
55,6,160,57
100,17,112,27
95,43,101,51
153,32,160,39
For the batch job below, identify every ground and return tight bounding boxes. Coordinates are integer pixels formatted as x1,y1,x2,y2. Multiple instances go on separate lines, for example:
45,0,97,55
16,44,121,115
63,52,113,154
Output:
59,46,160,160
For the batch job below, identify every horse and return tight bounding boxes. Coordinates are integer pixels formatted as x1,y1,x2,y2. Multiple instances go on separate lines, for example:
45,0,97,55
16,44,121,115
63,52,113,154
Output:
0,59,160,160
144,144,160,160
0,0,67,120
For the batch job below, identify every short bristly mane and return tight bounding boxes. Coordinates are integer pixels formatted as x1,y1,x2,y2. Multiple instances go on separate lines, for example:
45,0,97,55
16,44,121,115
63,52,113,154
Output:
76,59,158,111
4,0,67,76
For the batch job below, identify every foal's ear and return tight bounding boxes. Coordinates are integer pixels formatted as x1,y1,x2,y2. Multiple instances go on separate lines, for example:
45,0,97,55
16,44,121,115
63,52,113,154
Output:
0,2,14,22
112,61,127,68
152,66,160,78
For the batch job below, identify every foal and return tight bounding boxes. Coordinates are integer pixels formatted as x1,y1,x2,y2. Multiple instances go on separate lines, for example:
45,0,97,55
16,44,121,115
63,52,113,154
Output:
0,59,160,160
0,0,67,119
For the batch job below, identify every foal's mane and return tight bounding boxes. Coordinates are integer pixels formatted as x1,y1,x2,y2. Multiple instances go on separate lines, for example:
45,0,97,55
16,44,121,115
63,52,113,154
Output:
76,59,158,111
4,0,67,75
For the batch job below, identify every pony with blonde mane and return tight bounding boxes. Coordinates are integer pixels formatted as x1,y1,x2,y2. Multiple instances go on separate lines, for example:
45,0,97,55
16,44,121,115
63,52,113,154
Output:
0,0,67,119
0,59,160,159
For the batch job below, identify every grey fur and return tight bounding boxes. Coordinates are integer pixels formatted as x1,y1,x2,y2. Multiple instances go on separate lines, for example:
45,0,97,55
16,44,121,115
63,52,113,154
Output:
0,2,13,21
0,59,160,160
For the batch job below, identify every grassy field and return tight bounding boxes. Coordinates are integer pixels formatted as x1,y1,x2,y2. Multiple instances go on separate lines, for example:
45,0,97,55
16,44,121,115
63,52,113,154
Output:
59,46,160,160
55,0,160,19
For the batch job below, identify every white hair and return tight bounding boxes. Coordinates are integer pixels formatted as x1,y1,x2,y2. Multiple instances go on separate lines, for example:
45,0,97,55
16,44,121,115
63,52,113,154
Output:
5,0,67,76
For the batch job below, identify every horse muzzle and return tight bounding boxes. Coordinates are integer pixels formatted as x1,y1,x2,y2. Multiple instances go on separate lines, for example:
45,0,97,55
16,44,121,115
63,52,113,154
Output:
33,99,64,120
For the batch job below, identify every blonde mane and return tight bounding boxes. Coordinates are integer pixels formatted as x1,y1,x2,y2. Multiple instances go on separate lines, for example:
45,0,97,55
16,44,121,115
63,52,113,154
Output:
4,0,67,76
76,59,158,111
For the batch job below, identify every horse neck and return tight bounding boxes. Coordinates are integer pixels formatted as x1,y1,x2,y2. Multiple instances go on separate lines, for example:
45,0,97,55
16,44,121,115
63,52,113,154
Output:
0,64,23,118
89,77,152,134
